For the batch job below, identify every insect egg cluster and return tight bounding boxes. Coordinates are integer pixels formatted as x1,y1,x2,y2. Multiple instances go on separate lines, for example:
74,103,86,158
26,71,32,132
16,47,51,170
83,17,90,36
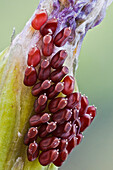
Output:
23,9,96,167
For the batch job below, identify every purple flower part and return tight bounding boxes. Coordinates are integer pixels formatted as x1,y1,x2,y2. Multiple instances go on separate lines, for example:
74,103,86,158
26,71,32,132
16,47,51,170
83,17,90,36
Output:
50,3,76,25
83,0,97,15
58,7,74,19
75,11,86,22
73,0,89,13
67,16,76,42
75,0,97,22
36,0,112,47
51,6,77,41
59,10,77,42
66,16,75,26
51,0,60,16
58,8,75,26
68,0,74,5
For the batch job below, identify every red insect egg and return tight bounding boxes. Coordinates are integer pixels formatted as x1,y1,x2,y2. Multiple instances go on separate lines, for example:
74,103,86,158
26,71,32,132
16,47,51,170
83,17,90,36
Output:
31,10,48,30
62,75,75,95
79,95,89,116
58,139,68,150
46,122,57,133
76,133,83,145
52,109,72,124
50,66,69,83
80,114,91,132
27,127,38,139
34,94,47,113
67,136,77,154
39,149,59,166
40,18,58,36
24,66,37,86
50,50,67,69
28,142,38,155
27,46,41,67
60,149,68,162
54,27,71,47
39,137,60,151
53,154,63,167
29,113,50,127
42,34,54,56
86,105,96,122
38,59,51,80
27,147,39,161
66,92,81,109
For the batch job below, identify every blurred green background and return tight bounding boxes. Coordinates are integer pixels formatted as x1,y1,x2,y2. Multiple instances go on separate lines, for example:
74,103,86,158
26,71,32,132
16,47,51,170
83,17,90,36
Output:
0,1,113,170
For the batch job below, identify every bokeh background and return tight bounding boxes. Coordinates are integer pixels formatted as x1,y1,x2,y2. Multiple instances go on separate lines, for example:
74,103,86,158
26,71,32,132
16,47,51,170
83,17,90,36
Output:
0,1,113,170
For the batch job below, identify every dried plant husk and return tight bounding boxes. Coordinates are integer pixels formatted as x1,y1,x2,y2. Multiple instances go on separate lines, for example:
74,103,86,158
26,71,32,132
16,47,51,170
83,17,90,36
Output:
0,0,112,170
